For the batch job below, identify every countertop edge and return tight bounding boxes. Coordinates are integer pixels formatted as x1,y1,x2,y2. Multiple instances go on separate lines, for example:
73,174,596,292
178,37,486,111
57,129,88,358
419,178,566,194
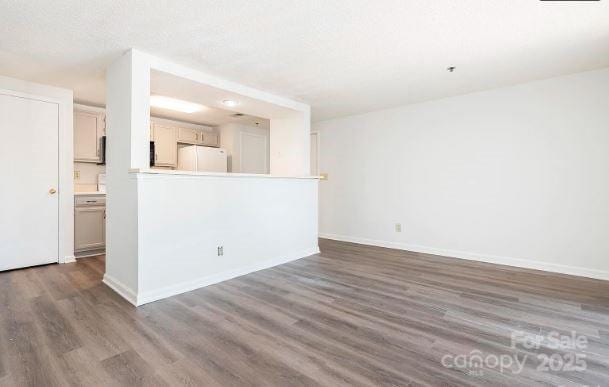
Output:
74,191,106,196
129,168,321,180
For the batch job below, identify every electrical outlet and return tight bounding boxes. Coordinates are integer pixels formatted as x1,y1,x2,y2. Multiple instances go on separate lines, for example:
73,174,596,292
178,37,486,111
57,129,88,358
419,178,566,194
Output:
395,223,402,232
74,170,80,180
217,246,224,256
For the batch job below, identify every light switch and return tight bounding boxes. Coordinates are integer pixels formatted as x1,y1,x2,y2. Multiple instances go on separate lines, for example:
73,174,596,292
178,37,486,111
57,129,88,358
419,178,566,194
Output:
320,173,328,180
74,170,80,180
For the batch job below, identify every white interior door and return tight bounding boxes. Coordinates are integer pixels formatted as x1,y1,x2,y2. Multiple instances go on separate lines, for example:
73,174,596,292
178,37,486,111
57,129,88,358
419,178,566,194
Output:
0,92,59,271
239,132,268,174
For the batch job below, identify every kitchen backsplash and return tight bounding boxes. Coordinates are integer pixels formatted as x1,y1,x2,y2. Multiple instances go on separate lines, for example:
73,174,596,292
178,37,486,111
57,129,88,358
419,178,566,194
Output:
74,162,105,191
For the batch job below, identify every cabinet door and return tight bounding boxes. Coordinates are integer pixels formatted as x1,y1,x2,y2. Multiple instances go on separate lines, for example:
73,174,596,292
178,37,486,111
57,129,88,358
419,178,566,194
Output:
177,127,200,144
153,124,177,167
74,111,104,162
75,207,105,251
201,132,219,147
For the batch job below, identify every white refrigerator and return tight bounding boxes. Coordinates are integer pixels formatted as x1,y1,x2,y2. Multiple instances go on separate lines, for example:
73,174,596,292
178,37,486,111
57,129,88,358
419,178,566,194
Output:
178,145,228,173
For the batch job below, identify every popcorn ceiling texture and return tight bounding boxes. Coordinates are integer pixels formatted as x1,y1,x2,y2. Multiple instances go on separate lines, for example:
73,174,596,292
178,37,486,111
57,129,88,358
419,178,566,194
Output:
1,0,608,121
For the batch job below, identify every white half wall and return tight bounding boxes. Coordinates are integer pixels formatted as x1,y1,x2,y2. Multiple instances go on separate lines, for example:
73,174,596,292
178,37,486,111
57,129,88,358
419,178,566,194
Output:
315,67,609,280
135,172,319,305
0,75,74,264
103,49,317,306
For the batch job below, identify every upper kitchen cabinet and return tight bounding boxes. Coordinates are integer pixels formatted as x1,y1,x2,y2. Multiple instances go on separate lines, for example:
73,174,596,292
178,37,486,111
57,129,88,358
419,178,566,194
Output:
177,127,199,144
175,124,219,147
152,123,177,167
201,131,219,147
74,106,105,163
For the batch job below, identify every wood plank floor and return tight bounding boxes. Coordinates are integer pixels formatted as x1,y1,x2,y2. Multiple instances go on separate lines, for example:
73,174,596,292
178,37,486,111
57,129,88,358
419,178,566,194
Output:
2,238,609,386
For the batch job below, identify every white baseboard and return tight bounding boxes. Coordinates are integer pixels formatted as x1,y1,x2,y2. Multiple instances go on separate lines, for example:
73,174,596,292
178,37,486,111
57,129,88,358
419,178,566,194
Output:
102,274,138,306
75,249,105,259
135,247,320,306
319,233,609,282
61,255,76,264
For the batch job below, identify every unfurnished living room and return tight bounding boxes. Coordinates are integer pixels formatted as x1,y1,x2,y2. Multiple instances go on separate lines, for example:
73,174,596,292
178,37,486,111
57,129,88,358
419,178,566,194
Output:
1,1,609,386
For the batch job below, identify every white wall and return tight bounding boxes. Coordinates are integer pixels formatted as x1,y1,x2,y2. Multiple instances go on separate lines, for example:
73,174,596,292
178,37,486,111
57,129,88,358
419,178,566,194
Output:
0,75,74,263
219,123,270,173
136,173,319,304
270,111,311,176
103,50,150,302
315,68,609,280
74,162,105,190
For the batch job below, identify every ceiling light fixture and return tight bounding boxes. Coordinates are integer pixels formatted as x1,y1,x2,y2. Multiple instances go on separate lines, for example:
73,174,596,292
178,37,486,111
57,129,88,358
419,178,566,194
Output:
447,66,456,72
150,95,204,113
222,99,239,107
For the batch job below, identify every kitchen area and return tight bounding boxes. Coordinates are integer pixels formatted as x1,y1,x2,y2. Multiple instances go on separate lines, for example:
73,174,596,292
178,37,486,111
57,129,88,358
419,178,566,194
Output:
73,99,270,258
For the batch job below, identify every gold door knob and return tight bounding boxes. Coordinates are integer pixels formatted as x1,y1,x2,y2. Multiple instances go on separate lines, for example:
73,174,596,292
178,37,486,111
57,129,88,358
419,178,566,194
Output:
49,188,57,194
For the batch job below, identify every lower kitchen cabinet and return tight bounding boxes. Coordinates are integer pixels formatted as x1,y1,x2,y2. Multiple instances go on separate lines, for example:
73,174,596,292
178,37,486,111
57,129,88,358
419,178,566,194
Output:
74,195,106,255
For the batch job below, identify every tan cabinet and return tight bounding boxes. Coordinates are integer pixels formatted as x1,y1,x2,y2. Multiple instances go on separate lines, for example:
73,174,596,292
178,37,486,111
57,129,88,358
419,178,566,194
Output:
177,127,200,144
74,195,106,254
74,109,105,163
75,207,105,251
201,131,219,147
152,124,177,167
176,125,219,147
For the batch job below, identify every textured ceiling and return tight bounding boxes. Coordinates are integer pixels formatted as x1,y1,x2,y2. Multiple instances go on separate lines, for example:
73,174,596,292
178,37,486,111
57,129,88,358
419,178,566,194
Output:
1,0,608,121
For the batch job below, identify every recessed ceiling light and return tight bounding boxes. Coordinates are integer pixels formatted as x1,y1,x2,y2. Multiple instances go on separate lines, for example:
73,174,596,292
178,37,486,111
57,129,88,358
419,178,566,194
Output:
150,95,204,113
222,99,239,107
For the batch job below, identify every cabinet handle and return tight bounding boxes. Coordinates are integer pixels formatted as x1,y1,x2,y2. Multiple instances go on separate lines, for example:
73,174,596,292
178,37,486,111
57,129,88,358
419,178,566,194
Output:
155,153,158,161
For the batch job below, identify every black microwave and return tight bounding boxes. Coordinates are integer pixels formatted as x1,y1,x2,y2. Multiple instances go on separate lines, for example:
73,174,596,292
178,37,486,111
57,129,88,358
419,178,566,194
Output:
97,136,106,165
150,141,155,167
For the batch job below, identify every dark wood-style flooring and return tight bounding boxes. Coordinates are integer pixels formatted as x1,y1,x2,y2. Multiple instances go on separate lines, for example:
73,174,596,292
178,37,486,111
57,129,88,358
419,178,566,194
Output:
1,238,609,386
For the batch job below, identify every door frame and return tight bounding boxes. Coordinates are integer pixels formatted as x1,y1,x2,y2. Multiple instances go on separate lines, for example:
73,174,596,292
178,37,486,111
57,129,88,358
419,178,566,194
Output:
0,78,74,264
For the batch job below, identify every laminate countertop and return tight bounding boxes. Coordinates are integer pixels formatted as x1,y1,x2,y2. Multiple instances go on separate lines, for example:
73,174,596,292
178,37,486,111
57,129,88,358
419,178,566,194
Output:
74,191,106,196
